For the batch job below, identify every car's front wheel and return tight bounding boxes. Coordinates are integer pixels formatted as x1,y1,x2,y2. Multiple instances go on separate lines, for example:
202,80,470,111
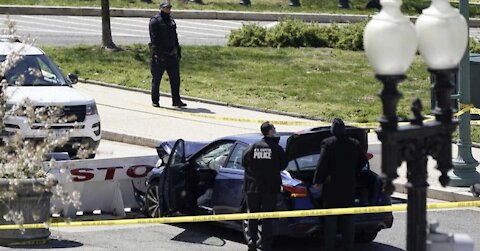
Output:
145,183,163,218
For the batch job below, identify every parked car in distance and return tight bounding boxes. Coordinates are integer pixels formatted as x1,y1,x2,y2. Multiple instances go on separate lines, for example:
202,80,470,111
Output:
143,126,393,244
0,36,101,158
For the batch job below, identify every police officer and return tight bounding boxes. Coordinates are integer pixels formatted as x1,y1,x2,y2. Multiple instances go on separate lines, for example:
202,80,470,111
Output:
313,118,367,251
149,1,186,108
242,122,288,251
366,0,381,10
338,0,349,8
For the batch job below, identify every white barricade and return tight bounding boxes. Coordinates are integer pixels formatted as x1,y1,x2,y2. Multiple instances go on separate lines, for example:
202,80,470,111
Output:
44,155,159,218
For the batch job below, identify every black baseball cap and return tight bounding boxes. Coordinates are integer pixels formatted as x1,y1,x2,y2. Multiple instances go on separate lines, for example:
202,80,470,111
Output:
160,1,172,8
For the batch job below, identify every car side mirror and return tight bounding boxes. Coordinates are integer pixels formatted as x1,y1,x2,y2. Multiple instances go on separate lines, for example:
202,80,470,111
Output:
68,73,78,84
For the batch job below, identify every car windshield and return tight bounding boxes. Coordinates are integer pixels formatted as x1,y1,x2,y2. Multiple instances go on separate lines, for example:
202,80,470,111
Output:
286,154,320,171
0,55,67,86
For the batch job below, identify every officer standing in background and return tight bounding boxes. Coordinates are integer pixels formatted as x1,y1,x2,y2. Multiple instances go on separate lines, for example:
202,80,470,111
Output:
242,122,288,251
149,1,187,108
313,118,367,251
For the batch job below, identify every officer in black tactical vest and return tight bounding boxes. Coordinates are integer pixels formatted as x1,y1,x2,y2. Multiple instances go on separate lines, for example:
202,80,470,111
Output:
313,118,368,251
149,1,186,108
242,122,288,251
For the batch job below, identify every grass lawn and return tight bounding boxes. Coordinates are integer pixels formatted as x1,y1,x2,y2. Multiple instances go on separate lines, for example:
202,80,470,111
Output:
4,0,480,16
43,44,480,142
43,45,431,123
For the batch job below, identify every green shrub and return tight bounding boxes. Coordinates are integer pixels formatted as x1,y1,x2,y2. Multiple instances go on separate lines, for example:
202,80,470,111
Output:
228,18,364,51
470,38,480,54
303,24,329,47
320,23,341,48
335,21,366,51
227,23,267,47
266,19,311,47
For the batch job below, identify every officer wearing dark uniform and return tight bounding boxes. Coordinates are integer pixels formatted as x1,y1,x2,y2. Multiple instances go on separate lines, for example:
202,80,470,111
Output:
149,1,186,108
313,118,367,251
338,0,349,8
366,0,381,10
242,122,288,251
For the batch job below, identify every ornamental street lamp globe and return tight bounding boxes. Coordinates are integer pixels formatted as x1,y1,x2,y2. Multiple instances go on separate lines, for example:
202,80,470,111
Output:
363,0,463,250
364,0,417,75
415,0,468,69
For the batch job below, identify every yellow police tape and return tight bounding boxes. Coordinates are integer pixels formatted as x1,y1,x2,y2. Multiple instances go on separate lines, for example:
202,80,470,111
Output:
456,103,480,117
0,200,479,230
158,106,380,128
163,103,480,128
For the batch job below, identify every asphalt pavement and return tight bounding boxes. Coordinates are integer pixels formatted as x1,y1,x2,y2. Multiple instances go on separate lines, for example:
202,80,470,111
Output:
2,207,478,250
1,15,479,47
95,140,154,159
0,15,273,46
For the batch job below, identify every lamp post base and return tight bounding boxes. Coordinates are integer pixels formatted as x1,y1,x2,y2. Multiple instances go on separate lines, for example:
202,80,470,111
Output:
449,158,480,186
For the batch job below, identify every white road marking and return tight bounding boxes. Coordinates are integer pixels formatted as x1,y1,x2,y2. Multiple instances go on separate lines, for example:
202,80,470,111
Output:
265,21,279,29
178,19,242,29
177,29,226,38
2,16,149,38
67,16,227,37
211,19,245,26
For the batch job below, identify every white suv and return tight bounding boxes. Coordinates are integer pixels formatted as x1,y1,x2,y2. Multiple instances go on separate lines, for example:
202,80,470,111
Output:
0,37,101,158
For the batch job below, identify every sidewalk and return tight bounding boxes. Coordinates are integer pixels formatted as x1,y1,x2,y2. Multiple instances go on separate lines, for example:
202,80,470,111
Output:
74,81,480,203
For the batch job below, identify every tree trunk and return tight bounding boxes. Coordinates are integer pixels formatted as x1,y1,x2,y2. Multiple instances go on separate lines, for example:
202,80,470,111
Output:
101,0,118,50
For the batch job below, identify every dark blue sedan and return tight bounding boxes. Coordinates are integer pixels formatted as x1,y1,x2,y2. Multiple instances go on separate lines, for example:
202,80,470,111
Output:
143,126,393,243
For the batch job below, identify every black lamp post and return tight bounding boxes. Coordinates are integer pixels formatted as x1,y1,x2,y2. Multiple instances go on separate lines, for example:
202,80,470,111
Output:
363,0,468,251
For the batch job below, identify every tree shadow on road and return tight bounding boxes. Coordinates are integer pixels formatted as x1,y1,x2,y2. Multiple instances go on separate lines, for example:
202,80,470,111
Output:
7,239,83,249
164,106,214,114
170,222,238,247
169,222,404,251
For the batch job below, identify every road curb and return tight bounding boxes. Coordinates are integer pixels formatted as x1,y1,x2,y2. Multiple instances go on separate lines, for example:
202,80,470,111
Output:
4,4,480,27
394,182,476,203
101,130,162,148
80,78,324,121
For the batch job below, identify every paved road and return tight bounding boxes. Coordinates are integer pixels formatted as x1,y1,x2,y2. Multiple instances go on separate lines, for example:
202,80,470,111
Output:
0,15,274,46
5,208,476,250
95,139,154,159
3,15,479,47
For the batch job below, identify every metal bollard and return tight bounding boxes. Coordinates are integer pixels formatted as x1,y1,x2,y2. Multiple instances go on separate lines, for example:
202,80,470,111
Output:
427,221,474,251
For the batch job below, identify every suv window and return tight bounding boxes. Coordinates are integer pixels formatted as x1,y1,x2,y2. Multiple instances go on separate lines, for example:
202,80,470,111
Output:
225,143,248,170
0,55,67,86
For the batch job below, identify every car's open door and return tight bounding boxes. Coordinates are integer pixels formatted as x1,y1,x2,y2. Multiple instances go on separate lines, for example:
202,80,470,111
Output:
285,126,368,181
163,139,188,212
286,126,368,161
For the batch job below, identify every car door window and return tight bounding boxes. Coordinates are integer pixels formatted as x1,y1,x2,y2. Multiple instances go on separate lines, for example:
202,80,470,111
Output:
195,142,234,170
168,139,185,167
225,143,248,170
